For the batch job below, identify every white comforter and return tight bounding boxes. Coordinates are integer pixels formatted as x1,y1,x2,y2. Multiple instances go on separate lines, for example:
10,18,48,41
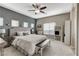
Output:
12,34,46,55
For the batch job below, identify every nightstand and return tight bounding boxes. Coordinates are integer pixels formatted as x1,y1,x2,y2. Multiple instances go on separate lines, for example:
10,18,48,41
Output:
0,38,7,56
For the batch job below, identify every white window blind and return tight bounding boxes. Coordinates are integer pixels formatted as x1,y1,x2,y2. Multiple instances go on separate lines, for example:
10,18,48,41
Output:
43,22,56,35
11,20,19,27
31,23,34,28
23,22,28,27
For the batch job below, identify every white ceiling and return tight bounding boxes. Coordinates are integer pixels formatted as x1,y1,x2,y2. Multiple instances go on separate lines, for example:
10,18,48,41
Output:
0,3,73,19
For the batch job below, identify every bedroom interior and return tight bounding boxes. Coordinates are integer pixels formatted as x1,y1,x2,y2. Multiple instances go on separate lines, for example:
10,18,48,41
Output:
0,3,78,56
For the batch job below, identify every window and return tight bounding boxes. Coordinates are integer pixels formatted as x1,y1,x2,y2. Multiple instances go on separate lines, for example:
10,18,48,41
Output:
23,22,28,27
0,17,3,26
31,23,34,28
43,22,56,35
11,20,19,27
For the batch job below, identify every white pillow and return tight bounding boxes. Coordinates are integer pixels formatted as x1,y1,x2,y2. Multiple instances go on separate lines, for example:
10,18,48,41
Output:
17,31,23,36
23,31,30,36
16,30,31,36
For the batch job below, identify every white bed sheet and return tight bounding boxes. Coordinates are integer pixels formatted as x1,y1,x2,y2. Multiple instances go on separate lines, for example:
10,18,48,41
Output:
12,34,47,55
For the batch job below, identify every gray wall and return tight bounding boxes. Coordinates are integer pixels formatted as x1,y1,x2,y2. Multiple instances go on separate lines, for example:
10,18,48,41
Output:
0,6,35,35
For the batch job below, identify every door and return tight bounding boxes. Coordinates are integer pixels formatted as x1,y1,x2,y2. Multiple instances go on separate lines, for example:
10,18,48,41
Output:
64,20,71,45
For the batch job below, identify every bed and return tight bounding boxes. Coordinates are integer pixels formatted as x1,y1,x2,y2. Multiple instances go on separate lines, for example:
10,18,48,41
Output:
9,27,47,56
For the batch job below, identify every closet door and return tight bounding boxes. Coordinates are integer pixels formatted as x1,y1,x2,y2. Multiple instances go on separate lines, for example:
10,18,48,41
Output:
64,20,70,45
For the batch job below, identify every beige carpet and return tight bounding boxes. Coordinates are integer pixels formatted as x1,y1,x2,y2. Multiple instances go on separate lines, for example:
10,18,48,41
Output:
43,40,74,56
0,40,74,56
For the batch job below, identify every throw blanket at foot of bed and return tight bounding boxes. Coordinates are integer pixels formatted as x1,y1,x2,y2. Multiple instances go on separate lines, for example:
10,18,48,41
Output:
12,34,47,56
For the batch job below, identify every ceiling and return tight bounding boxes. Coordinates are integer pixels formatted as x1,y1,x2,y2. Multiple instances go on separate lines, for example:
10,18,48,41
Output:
0,3,73,19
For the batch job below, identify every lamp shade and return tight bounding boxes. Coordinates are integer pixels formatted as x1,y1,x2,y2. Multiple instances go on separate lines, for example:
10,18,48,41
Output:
0,29,5,33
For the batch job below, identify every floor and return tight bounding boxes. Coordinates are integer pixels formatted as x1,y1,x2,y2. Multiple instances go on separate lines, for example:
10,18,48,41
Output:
0,40,74,56
42,40,74,56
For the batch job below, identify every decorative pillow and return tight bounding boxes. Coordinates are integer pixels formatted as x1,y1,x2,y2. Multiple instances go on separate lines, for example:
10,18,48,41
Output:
17,32,23,36
23,32,29,36
23,31,30,36
14,31,31,36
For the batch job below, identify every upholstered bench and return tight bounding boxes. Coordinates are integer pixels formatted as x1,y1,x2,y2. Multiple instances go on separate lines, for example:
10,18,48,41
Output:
36,39,50,56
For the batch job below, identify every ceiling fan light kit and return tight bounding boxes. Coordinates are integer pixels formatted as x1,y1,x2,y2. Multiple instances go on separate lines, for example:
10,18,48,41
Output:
35,9,40,13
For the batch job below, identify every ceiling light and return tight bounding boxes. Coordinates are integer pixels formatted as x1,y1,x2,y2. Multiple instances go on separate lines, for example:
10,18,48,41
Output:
35,9,40,13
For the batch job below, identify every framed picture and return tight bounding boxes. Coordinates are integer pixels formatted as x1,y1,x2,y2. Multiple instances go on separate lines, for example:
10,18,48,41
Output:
37,25,41,28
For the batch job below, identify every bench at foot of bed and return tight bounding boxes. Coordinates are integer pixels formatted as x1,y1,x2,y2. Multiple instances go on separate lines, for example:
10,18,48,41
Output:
36,39,50,56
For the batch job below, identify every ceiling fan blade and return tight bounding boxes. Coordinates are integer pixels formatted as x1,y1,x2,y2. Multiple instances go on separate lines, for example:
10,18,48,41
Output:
32,4,36,8
32,4,40,9
40,11,46,14
40,6,47,10
28,10,35,11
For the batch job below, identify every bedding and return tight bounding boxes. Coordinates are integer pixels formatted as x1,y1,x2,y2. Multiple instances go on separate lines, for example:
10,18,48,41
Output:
12,34,47,55
15,31,30,36
16,32,23,36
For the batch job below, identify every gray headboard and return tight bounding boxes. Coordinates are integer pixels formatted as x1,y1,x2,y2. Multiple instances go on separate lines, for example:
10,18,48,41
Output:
9,27,31,36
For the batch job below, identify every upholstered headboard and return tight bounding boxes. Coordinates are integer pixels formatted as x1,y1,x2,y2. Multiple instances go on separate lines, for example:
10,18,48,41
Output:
9,27,31,36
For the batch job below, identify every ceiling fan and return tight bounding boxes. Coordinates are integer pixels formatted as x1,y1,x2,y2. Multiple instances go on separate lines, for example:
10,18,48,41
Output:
28,4,47,14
